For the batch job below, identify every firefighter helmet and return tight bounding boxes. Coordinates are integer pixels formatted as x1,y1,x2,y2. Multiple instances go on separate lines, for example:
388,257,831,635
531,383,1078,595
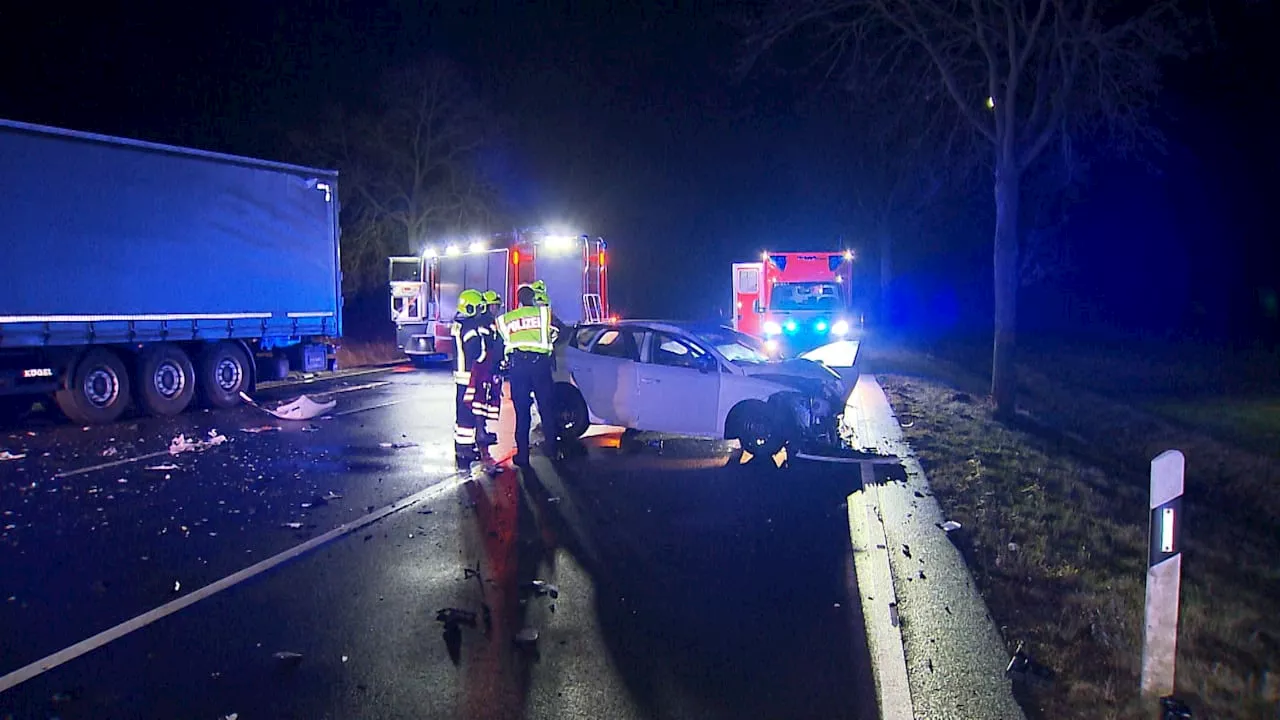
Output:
530,279,549,306
481,289,502,310
457,289,483,318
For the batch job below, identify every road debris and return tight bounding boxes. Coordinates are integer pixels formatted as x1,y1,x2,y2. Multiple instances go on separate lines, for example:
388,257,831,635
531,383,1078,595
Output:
240,391,337,420
379,441,418,449
240,425,281,434
173,581,181,593
101,446,119,457
524,580,560,599
1005,642,1054,688
144,463,180,472
281,522,304,529
436,608,477,629
515,627,539,645
273,651,304,667
0,450,27,461
169,430,228,455
938,520,962,532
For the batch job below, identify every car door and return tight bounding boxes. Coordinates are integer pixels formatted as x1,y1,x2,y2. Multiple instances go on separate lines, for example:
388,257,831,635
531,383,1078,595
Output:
569,327,641,426
633,331,721,437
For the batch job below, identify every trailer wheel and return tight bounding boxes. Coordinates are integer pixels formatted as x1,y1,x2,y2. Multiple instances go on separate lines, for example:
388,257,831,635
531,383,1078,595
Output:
54,348,132,425
554,382,590,439
727,399,786,457
198,342,251,409
135,344,196,417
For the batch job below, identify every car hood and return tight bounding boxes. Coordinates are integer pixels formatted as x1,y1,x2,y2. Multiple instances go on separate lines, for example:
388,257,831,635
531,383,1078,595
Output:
739,359,845,395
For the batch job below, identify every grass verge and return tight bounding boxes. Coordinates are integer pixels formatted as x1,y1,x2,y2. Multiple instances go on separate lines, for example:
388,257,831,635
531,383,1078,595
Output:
865,339,1280,719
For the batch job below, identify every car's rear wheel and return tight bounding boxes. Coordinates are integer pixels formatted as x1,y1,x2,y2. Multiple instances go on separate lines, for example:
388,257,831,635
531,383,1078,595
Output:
554,382,589,439
729,399,786,456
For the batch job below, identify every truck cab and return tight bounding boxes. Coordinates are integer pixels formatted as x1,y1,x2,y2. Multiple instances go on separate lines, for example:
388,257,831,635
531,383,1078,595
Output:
732,251,860,355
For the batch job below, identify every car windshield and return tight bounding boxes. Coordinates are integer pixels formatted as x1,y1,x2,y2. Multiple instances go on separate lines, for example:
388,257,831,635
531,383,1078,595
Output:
770,282,842,311
688,327,771,364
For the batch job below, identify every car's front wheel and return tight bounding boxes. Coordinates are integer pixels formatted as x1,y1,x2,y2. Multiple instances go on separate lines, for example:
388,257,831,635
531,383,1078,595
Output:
554,382,590,439
728,399,786,456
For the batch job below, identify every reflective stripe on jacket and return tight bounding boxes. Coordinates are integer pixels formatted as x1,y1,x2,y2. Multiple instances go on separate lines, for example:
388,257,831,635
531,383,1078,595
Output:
451,314,487,384
497,305,557,355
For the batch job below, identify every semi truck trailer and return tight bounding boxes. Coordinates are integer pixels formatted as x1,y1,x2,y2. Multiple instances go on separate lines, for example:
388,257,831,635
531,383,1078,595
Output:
0,118,342,424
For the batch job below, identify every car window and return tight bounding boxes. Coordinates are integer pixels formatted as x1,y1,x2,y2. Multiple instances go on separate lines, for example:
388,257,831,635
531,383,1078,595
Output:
590,328,640,361
649,332,707,370
571,326,602,349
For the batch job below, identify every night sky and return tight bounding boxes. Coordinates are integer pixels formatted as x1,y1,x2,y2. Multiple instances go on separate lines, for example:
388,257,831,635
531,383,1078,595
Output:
2,1,1277,341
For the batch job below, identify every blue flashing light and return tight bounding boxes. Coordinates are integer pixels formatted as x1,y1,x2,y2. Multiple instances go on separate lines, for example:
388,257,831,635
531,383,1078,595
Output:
815,320,828,333
784,319,798,333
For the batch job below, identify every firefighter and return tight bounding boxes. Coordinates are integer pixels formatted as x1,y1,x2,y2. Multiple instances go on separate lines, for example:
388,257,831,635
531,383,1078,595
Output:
469,289,505,463
496,283,559,466
451,289,487,465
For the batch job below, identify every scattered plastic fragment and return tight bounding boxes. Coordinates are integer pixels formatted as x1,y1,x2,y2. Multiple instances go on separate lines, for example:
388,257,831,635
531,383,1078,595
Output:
241,391,336,421
223,714,239,720
379,441,418,449
515,627,539,645
145,463,180,472
273,651,304,666
436,608,477,628
341,655,349,663
169,430,228,455
101,446,119,457
1005,642,1054,687
240,425,281,434
282,522,303,529
173,581,181,593
939,520,962,532
525,580,560,599
0,450,26,462
321,491,343,501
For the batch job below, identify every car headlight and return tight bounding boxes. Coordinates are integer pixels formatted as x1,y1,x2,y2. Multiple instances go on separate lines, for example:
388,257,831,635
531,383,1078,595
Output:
763,320,782,336
832,319,850,337
764,339,779,354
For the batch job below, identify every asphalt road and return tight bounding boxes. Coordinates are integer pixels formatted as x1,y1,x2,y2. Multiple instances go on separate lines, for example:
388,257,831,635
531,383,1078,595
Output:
0,368,875,720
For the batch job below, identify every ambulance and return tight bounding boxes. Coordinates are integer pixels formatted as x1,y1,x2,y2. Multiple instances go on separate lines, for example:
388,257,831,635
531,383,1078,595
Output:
731,250,861,356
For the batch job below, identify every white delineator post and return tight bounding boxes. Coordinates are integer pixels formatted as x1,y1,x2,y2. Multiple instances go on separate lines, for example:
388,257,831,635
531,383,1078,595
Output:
1141,449,1186,700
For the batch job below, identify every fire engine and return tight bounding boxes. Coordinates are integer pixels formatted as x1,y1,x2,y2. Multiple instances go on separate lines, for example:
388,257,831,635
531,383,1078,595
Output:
732,250,861,355
389,230,609,363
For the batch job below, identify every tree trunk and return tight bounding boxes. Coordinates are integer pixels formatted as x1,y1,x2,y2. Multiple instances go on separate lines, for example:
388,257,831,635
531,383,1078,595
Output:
991,162,1021,417
879,229,893,327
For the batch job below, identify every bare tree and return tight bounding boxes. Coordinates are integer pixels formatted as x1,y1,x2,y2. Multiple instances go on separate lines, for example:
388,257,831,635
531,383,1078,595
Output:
291,59,502,293
742,0,1187,415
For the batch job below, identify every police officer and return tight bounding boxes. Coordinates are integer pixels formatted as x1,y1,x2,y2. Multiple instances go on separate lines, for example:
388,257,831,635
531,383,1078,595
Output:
469,290,505,461
496,283,559,466
451,289,487,465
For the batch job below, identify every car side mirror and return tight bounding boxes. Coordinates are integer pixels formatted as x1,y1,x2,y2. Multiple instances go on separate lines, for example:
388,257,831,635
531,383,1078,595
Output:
753,299,763,314
695,354,716,374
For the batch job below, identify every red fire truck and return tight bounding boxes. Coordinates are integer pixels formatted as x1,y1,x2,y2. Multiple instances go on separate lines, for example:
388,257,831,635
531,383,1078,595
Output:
732,250,860,355
389,230,609,363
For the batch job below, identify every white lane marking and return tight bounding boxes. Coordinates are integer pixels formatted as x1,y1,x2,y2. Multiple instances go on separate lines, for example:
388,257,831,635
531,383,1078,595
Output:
328,400,402,417
54,449,179,479
0,471,470,694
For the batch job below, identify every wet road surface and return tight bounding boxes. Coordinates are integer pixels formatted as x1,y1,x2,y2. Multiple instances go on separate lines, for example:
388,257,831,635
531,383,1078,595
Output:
0,368,875,720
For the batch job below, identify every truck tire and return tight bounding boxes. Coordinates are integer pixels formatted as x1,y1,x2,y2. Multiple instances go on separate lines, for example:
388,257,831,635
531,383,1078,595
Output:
135,344,196,417
728,399,786,457
54,348,132,425
554,382,590,439
198,342,251,409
